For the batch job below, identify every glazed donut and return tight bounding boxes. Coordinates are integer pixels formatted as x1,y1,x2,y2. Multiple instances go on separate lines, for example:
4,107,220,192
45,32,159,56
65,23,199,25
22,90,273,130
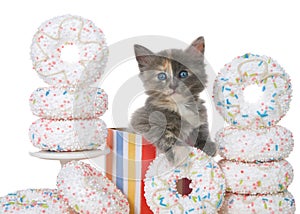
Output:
216,125,294,162
31,14,108,86
29,118,107,151
219,159,293,195
219,191,296,214
213,53,292,128
144,147,225,214
0,189,72,213
57,161,129,214
29,86,108,120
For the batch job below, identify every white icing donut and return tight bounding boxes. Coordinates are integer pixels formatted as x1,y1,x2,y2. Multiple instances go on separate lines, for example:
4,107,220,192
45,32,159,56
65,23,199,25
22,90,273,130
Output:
29,118,107,151
29,86,108,120
0,189,72,213
213,53,292,128
219,191,296,214
31,14,108,86
144,147,225,213
219,159,293,195
216,125,294,162
57,161,129,214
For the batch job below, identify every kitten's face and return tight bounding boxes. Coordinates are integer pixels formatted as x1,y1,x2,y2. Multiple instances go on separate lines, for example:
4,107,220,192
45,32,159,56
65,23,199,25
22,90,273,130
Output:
134,37,207,102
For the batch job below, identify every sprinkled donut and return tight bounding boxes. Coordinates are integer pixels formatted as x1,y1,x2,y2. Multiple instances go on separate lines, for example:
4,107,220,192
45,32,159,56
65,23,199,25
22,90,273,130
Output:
144,147,225,214
219,191,296,214
29,118,107,151
57,161,129,214
213,53,292,128
29,86,108,120
219,159,293,195
0,189,72,213
216,125,294,162
31,14,108,86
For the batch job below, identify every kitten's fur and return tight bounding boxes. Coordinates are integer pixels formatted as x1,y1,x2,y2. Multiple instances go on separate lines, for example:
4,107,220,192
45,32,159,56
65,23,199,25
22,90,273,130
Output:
130,37,216,165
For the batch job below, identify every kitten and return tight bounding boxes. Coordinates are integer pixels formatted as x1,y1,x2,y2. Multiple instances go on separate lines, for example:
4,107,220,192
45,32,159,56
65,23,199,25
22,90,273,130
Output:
130,37,216,165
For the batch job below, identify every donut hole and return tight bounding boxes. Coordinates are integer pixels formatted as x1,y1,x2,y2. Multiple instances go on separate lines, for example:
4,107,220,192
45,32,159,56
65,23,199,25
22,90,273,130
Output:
60,44,80,63
176,177,193,196
243,84,263,104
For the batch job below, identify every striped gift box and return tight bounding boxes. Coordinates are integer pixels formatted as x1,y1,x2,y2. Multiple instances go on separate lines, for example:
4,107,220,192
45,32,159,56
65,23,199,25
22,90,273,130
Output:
105,128,157,214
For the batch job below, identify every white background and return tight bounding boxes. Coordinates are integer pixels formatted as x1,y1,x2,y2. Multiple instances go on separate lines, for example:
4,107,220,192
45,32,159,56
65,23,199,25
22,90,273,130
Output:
0,0,299,209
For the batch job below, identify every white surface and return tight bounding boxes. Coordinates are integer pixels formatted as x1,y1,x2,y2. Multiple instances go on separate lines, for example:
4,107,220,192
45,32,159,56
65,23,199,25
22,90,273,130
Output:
0,0,299,208
30,148,110,166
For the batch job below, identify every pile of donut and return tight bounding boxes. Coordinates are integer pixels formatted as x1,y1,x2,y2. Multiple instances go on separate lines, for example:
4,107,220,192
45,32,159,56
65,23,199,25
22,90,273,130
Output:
1,15,129,213
29,14,109,152
214,53,295,213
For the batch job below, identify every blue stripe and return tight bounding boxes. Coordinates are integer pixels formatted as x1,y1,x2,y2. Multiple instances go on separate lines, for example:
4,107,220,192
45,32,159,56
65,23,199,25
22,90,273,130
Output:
116,131,124,193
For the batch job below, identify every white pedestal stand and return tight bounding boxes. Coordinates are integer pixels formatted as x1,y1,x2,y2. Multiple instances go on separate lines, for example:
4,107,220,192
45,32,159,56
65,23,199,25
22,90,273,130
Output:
30,147,110,167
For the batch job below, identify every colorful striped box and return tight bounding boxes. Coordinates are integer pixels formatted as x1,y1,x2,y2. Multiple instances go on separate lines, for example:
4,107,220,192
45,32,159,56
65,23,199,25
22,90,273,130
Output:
104,128,157,214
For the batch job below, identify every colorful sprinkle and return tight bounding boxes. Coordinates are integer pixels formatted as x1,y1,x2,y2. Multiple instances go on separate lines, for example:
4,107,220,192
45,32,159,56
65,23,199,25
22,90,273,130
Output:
257,111,268,118
243,53,249,58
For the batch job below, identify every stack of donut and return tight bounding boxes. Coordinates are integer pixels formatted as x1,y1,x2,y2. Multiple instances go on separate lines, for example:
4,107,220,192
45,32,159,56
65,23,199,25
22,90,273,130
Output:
1,15,130,213
213,53,296,213
29,14,109,152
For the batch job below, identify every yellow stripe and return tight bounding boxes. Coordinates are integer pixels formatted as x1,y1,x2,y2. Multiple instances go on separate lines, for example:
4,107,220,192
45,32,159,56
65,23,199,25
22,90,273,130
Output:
128,133,136,214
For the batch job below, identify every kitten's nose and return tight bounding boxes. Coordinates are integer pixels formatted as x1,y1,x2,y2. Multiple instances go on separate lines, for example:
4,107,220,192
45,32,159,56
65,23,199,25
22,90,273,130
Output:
169,83,178,90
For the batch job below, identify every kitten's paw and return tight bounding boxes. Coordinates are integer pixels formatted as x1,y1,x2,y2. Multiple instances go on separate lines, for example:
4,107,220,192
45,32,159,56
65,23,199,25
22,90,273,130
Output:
202,141,217,157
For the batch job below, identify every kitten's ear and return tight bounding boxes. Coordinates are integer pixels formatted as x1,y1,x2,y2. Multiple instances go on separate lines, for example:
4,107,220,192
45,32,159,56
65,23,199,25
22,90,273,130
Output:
186,36,205,54
134,44,155,69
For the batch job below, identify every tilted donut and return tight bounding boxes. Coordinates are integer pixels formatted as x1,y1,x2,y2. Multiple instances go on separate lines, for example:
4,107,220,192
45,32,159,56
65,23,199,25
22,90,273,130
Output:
213,53,292,128
0,189,73,213
29,86,108,120
216,125,294,162
31,14,108,86
219,159,293,195
219,191,295,214
57,161,129,214
144,147,225,214
29,118,107,151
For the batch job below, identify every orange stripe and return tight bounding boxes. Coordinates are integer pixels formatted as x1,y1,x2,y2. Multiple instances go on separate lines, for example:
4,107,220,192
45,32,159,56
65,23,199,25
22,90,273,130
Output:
105,129,113,181
128,133,136,214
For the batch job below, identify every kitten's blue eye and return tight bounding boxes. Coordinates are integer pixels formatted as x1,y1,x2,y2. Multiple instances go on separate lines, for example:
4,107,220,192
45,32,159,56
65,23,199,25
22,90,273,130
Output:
179,70,188,78
157,72,167,80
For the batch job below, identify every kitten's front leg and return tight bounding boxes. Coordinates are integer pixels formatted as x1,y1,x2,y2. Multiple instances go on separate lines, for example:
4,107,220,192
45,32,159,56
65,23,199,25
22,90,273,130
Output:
131,107,169,146
131,107,189,165
190,99,217,156
193,123,217,157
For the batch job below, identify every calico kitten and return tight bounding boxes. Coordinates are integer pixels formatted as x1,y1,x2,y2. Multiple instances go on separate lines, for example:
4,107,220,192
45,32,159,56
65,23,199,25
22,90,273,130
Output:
130,37,216,165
